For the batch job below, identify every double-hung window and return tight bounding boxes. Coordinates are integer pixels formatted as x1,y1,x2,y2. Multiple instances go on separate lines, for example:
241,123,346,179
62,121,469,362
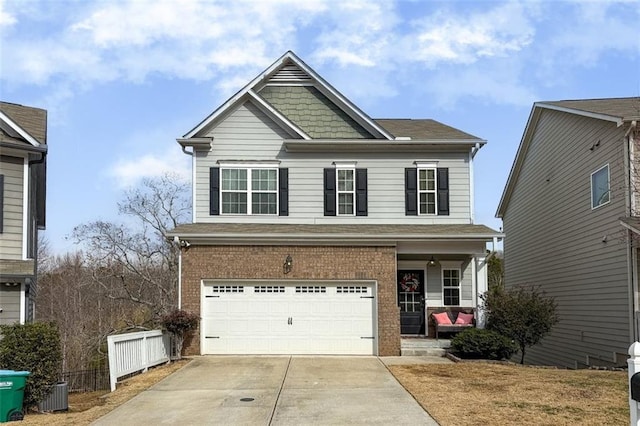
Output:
418,168,437,215
405,164,449,216
220,166,278,215
323,164,367,216
591,164,610,209
442,268,461,306
337,168,355,215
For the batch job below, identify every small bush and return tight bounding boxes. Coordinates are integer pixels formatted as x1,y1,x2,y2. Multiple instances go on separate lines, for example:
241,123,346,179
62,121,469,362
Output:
0,322,62,409
450,328,517,360
483,285,558,364
161,309,199,358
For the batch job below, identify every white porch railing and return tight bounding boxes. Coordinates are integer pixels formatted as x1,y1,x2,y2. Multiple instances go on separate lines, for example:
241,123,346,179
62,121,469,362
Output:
107,330,170,392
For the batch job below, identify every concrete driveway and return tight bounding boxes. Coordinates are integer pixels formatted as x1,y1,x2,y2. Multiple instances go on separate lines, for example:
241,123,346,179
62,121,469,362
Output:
93,356,439,425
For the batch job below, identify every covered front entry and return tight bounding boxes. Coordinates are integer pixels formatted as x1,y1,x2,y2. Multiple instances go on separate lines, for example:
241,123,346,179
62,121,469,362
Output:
200,280,377,355
398,270,425,334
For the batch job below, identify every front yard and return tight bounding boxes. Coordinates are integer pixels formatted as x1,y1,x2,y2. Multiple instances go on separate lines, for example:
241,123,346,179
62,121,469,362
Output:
389,362,628,426
19,358,628,425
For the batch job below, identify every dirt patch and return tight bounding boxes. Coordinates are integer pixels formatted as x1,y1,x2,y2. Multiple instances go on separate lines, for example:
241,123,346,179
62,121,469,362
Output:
20,359,190,426
388,363,628,426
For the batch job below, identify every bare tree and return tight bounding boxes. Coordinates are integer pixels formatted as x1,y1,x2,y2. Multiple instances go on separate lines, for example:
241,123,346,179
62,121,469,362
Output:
71,173,190,327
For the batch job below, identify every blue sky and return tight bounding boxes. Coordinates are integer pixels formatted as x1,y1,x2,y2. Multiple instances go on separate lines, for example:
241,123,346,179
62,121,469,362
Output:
1,0,639,254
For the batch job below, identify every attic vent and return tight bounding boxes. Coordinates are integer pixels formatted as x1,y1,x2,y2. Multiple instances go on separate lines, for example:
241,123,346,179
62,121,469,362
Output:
270,64,312,83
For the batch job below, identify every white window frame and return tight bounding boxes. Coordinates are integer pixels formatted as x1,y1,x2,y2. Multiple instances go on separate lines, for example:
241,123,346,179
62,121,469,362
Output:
440,261,462,307
335,163,356,216
219,163,279,215
418,167,437,215
591,164,610,210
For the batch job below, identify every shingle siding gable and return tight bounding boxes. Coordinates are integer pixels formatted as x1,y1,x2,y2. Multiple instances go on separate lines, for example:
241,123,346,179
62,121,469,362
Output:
258,85,373,139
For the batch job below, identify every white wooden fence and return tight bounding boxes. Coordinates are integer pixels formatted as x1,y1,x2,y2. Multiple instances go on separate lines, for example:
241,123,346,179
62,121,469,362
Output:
107,330,170,392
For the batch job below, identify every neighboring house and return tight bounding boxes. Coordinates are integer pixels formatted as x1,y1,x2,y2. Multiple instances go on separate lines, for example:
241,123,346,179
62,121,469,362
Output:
168,51,501,356
497,97,640,368
0,101,48,325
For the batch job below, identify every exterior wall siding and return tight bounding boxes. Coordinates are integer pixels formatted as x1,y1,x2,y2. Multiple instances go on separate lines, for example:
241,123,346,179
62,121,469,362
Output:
0,156,24,259
195,101,472,223
0,286,21,325
503,109,629,368
180,245,400,356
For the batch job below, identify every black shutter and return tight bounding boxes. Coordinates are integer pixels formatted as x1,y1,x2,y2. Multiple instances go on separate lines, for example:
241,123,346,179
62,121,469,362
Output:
209,167,220,215
437,167,449,216
355,168,367,216
405,168,417,215
324,168,336,216
279,168,288,216
0,174,4,233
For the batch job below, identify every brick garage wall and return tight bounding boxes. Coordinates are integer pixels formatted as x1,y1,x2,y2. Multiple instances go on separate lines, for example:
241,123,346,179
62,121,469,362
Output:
180,245,400,356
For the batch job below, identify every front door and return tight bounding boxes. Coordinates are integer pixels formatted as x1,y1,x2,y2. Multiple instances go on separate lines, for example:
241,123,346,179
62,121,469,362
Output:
398,270,425,334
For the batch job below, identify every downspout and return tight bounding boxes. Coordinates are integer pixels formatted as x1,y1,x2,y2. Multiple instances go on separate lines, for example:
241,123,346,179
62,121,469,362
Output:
178,146,193,311
27,150,46,323
626,120,639,342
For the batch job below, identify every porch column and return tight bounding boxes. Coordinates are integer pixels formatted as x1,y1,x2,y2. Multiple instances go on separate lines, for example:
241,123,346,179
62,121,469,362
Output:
475,255,488,328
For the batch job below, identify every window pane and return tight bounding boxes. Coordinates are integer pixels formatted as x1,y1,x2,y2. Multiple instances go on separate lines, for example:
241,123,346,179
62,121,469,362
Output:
251,193,276,215
222,192,247,214
444,289,460,306
426,169,435,190
252,169,277,191
420,169,435,191
338,169,354,191
591,166,609,208
222,169,247,191
338,193,354,215
419,193,436,214
419,170,427,190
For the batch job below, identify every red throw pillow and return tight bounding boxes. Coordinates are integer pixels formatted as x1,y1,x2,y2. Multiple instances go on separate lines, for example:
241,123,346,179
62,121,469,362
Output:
455,312,474,325
433,312,452,325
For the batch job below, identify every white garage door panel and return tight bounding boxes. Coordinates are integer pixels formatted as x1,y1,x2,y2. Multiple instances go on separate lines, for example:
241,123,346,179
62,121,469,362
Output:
201,283,376,355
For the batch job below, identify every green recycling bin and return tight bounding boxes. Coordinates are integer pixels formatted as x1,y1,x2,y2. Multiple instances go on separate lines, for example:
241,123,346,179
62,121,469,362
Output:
0,370,30,423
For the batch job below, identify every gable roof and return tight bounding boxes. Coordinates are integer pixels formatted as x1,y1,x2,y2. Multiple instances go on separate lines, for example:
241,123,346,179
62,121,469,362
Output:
0,101,48,149
374,119,483,141
541,97,640,123
496,97,640,218
182,51,394,141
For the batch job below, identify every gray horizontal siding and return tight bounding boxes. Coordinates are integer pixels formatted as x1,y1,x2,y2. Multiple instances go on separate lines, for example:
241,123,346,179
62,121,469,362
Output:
0,156,24,259
502,108,630,368
422,260,473,307
195,100,472,223
0,286,21,325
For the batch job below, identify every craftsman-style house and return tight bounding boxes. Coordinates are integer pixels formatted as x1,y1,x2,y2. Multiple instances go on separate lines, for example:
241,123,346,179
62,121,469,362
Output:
168,51,501,356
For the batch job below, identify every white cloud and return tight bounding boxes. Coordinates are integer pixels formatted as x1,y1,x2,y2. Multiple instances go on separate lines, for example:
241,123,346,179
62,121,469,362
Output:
0,0,16,27
1,0,637,111
109,149,191,189
404,2,535,67
311,0,398,68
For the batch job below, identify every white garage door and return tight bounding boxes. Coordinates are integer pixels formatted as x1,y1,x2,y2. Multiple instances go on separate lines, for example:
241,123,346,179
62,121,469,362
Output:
201,281,377,355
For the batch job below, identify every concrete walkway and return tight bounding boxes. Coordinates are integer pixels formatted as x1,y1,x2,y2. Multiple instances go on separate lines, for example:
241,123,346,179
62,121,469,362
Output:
93,356,440,425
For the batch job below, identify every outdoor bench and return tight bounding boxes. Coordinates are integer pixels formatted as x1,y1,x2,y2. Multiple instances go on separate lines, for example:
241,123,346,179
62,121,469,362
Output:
431,310,475,339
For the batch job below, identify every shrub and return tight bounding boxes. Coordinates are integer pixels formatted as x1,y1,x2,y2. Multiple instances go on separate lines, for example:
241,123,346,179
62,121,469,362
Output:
482,285,558,364
450,328,517,360
161,309,199,359
0,322,62,409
